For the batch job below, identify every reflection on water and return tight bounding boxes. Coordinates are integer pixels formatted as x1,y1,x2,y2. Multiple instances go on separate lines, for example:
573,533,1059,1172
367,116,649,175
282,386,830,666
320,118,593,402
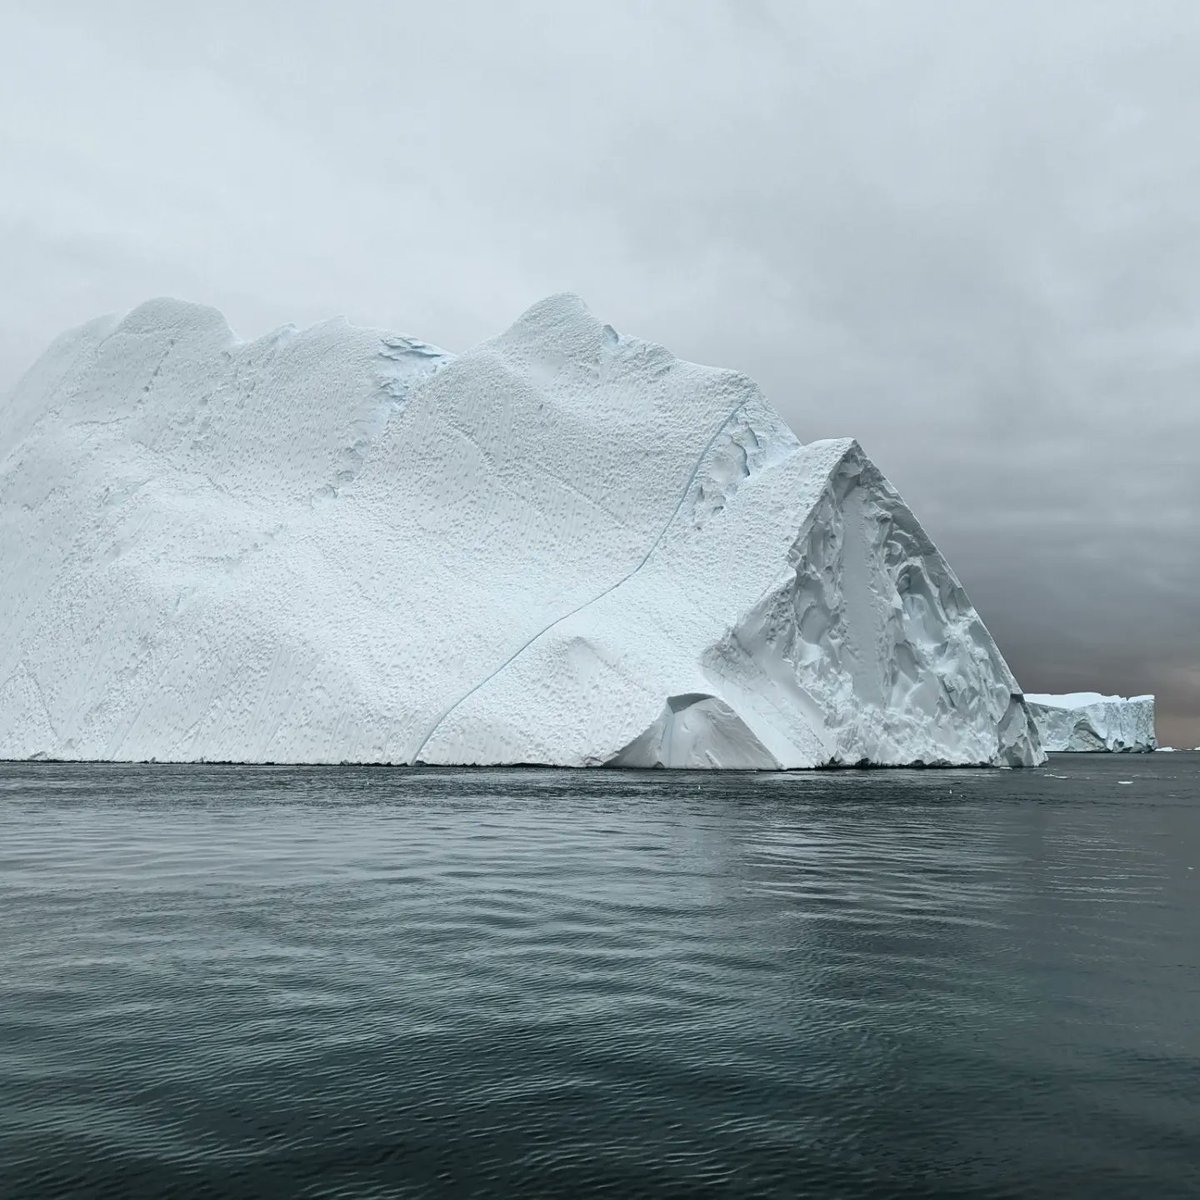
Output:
1,756,1198,1198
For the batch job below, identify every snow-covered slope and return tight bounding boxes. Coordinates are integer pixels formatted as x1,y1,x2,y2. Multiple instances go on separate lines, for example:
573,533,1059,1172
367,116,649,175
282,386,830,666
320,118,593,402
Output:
0,295,1043,767
1025,693,1156,753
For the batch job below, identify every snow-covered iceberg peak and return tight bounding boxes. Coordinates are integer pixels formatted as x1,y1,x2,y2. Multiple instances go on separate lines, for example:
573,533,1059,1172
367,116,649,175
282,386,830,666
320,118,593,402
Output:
0,294,1043,767
1025,693,1156,753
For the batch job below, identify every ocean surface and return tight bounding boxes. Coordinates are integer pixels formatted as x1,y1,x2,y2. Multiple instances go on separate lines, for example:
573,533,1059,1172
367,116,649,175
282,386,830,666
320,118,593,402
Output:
2,755,1198,1199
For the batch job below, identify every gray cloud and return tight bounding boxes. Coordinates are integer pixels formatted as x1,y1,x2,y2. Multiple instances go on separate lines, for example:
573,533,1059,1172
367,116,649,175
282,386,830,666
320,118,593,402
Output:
2,0,1197,743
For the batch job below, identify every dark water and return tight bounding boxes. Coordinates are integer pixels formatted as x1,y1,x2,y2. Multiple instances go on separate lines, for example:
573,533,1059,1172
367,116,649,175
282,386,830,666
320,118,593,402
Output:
2,756,1198,1199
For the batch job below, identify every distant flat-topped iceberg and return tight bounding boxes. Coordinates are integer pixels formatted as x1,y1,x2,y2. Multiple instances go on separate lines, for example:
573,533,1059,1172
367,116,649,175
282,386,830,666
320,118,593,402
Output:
1025,693,1156,753
0,295,1044,767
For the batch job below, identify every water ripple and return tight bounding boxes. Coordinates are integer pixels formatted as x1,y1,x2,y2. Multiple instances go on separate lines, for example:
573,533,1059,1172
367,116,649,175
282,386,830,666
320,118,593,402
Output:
1,756,1198,1197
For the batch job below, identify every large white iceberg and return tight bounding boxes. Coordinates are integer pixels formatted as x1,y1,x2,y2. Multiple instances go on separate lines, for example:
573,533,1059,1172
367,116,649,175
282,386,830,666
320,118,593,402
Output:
0,295,1044,768
1025,693,1156,753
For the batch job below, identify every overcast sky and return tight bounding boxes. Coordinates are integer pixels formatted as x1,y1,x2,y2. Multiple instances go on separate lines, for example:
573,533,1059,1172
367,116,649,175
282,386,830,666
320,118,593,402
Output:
2,0,1198,744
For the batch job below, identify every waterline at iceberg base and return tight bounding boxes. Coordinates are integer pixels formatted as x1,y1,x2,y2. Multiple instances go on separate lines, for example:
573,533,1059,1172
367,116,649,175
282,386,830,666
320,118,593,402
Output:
0,295,1043,768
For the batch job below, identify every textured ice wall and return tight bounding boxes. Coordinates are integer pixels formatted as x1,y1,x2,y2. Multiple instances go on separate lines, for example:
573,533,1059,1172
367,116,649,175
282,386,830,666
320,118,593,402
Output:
1025,693,1156,752
0,294,1043,767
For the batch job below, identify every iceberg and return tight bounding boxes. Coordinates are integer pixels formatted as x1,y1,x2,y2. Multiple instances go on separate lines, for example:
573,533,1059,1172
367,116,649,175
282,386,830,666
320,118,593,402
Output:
1025,693,1156,753
0,295,1044,767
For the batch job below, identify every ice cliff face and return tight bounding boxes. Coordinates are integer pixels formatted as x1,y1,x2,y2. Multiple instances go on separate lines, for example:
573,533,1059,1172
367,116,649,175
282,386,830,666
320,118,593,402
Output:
0,294,1044,767
1025,693,1156,753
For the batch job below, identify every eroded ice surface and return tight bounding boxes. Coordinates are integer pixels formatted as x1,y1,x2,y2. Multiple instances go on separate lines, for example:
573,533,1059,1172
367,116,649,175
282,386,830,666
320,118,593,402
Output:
0,295,1043,767
1025,693,1156,753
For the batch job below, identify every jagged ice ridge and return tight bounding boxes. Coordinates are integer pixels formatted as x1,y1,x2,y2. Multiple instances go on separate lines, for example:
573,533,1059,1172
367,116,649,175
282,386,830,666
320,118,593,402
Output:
0,295,1044,767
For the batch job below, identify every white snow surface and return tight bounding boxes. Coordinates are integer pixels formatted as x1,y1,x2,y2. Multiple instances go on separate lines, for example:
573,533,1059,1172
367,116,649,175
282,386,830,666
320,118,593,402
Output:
0,294,1044,767
1025,693,1156,753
